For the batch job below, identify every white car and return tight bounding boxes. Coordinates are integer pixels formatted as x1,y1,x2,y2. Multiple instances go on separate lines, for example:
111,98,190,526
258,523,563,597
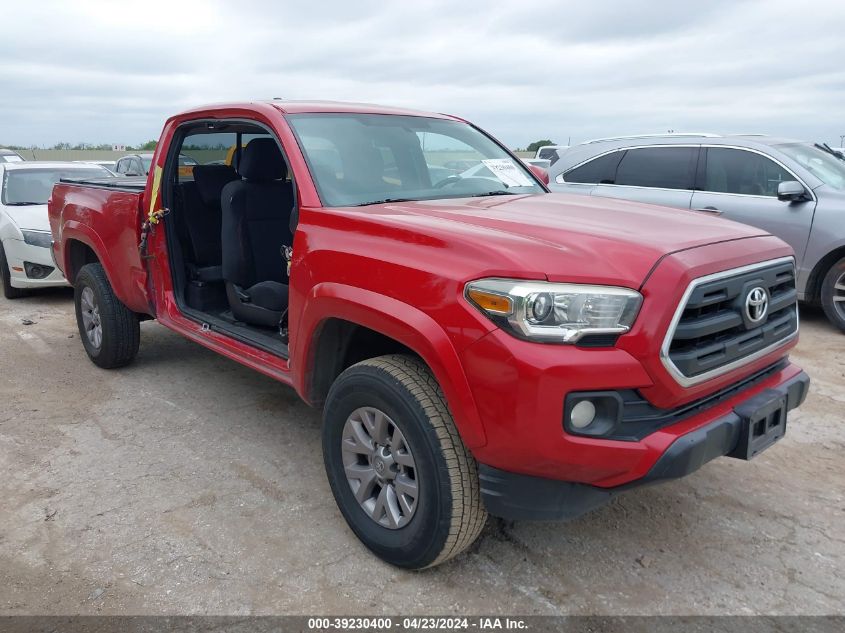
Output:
76,159,117,175
0,161,112,298
0,148,24,163
520,157,551,169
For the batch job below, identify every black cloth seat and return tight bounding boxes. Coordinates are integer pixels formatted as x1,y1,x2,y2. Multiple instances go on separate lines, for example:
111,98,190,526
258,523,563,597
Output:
221,138,294,328
176,164,238,281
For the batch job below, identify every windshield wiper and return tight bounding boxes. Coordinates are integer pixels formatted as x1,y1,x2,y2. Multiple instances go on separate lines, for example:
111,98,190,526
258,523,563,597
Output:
814,143,845,162
353,197,416,207
469,190,518,197
4,201,42,206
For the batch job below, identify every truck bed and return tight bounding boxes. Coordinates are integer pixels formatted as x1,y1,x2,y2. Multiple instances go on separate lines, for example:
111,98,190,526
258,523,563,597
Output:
49,178,151,314
59,176,148,193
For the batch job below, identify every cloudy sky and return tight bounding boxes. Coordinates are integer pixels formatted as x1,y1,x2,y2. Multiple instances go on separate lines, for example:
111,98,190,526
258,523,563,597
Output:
1,0,843,148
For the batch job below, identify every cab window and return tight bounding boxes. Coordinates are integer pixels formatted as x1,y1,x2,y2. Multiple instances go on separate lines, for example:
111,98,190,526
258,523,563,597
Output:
562,151,625,184
614,147,698,190
702,148,793,197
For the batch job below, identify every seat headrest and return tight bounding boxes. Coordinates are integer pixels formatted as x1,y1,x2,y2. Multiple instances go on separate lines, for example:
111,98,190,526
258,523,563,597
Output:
239,138,287,181
193,165,238,206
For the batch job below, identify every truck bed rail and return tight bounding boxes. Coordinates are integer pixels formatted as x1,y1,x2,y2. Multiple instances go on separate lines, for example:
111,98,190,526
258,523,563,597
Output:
59,176,147,193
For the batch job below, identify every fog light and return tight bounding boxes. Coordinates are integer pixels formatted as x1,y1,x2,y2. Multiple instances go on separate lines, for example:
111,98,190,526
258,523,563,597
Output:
570,400,597,428
24,261,54,279
564,391,624,437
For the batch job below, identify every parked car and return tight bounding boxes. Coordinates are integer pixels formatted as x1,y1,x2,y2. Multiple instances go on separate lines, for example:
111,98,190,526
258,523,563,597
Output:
76,159,117,174
49,101,808,569
116,153,197,177
521,157,551,169
534,144,568,165
114,153,148,176
442,159,480,172
0,149,24,163
550,133,845,332
0,161,112,298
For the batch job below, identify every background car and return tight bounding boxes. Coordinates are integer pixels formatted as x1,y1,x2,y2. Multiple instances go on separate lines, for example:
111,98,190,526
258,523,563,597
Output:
442,159,480,172
0,161,112,298
534,144,569,165
114,153,147,176
0,148,25,163
116,153,197,177
549,133,845,331
76,159,117,174
520,157,551,169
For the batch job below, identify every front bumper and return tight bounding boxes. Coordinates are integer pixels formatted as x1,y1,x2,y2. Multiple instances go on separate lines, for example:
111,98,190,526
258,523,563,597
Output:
478,369,810,521
2,237,68,289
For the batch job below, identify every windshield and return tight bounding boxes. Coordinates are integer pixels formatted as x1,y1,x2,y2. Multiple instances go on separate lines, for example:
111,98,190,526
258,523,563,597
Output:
777,143,845,191
2,154,23,163
286,113,543,207
1,167,110,205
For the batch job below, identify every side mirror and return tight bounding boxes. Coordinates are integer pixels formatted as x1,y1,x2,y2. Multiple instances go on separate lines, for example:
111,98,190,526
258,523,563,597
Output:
777,180,808,202
528,165,550,186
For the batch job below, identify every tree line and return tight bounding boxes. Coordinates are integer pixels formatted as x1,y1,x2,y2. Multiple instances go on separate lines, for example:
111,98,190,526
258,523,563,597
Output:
0,141,158,151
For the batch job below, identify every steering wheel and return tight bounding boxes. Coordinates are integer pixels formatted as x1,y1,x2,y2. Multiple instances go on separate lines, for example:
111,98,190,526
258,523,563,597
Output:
433,175,462,189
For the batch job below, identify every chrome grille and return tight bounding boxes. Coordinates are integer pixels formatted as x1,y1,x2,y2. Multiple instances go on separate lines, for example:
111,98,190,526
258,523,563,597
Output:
661,258,798,386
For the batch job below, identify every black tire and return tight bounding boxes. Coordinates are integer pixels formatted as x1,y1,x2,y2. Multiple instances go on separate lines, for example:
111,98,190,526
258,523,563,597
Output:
74,263,140,368
821,256,845,333
0,242,27,299
323,354,487,569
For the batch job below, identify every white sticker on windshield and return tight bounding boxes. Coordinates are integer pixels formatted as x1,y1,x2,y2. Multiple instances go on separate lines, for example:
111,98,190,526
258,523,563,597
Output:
481,159,534,188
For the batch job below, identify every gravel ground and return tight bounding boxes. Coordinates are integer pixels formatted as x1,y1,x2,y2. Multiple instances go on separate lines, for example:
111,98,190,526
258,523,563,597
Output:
1,288,843,616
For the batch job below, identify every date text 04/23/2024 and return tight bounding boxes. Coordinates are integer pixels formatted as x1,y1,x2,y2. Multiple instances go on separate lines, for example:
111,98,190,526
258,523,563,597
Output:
306,617,528,630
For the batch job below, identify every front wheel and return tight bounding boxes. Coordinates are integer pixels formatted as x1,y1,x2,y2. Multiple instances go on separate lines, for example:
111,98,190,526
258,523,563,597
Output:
821,256,845,333
0,242,27,299
74,263,140,368
322,354,487,569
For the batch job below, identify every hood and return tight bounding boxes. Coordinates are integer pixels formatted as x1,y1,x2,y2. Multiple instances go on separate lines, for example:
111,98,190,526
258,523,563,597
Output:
364,193,770,288
3,204,50,232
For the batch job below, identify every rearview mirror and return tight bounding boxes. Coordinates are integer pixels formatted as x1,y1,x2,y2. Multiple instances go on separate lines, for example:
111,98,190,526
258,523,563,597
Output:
528,165,550,186
777,180,808,202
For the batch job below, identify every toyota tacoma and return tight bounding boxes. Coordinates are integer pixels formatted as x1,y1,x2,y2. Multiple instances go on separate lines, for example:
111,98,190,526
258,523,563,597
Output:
48,100,809,569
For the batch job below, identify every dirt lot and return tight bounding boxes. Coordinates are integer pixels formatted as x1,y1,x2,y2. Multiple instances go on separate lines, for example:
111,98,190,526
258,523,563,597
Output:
1,289,843,616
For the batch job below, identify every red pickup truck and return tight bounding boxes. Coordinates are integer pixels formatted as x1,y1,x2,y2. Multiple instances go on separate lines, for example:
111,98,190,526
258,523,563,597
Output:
49,101,809,569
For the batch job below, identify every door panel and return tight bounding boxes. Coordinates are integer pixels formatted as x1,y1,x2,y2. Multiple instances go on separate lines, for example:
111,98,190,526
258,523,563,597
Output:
589,146,698,211
692,148,815,263
592,184,693,210
548,182,596,197
689,191,815,261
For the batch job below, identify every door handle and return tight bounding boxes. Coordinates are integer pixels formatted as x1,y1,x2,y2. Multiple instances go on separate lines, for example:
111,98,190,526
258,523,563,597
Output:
693,206,723,216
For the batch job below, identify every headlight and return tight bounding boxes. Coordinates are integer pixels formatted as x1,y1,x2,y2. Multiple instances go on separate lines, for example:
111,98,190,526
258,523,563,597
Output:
21,230,52,248
465,278,642,344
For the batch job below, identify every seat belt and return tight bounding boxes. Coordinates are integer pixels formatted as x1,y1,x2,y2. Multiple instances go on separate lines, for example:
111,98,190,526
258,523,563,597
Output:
279,245,293,342
282,245,293,277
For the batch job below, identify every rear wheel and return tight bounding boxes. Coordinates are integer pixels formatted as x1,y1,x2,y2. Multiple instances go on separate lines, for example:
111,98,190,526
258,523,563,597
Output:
74,263,140,368
821,256,845,333
322,354,487,569
0,242,27,299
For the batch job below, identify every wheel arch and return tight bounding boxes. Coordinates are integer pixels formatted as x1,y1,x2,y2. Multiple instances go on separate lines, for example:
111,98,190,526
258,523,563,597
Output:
295,283,487,449
65,238,101,285
60,223,150,314
805,243,845,304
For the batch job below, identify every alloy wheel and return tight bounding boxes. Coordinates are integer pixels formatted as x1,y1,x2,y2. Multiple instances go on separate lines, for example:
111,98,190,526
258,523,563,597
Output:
79,286,103,349
341,406,419,529
834,271,845,320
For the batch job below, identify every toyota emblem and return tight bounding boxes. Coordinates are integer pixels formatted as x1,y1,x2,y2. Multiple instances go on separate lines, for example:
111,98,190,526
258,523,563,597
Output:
745,287,769,324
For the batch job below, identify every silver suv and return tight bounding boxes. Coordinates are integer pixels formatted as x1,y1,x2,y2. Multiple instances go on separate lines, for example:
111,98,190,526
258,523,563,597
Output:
549,134,845,332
